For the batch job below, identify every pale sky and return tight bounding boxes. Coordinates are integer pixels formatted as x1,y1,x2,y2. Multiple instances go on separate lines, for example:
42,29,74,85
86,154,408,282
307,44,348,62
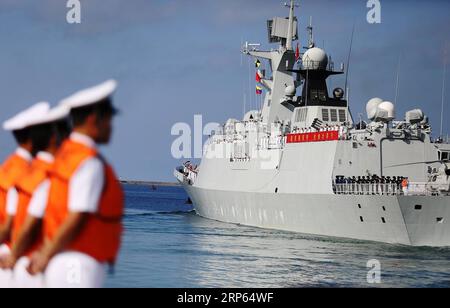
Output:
0,0,449,181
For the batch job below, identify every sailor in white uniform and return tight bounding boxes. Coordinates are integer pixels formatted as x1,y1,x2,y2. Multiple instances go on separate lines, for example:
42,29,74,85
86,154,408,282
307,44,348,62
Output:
27,80,123,288
0,103,50,288
3,105,70,288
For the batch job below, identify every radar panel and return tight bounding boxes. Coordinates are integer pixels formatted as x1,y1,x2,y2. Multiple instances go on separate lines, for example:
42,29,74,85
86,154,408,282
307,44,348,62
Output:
267,17,298,44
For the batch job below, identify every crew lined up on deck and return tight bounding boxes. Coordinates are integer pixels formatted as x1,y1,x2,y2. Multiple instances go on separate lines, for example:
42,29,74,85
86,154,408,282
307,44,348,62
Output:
334,175,410,195
0,80,124,288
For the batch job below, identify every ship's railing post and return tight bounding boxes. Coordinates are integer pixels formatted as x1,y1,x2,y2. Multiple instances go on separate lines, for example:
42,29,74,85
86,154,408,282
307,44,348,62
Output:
332,183,448,196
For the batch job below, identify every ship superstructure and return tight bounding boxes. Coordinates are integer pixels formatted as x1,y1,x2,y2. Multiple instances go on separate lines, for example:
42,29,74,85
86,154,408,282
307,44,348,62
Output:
175,1,450,246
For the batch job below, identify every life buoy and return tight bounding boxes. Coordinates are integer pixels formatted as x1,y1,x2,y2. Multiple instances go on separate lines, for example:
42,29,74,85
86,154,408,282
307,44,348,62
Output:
402,179,409,188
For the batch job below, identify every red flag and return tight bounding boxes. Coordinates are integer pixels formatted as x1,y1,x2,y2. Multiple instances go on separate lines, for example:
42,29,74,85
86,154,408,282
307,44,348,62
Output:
256,71,262,83
295,43,300,61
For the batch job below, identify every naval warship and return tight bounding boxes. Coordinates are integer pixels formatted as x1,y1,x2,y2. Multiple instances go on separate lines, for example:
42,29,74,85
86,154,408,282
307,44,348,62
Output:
175,1,450,246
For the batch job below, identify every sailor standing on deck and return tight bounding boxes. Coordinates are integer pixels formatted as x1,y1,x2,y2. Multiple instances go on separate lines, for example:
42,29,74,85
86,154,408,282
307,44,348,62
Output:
0,105,70,288
28,80,124,288
0,103,50,287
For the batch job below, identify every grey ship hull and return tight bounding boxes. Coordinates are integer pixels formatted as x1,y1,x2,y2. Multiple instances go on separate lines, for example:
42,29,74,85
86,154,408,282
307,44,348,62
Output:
181,183,450,247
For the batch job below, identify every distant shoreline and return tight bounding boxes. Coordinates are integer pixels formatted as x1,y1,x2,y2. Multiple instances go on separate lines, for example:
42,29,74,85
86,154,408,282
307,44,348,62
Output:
120,180,181,187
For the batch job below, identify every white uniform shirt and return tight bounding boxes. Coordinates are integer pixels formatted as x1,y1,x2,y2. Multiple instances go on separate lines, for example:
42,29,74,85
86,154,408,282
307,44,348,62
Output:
67,132,104,214
25,152,54,219
5,148,32,216
28,135,105,218
27,180,51,219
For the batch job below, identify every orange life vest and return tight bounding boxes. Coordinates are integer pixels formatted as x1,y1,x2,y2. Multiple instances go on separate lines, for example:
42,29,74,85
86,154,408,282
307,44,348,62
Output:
44,139,124,264
0,153,31,227
402,179,409,188
12,157,52,256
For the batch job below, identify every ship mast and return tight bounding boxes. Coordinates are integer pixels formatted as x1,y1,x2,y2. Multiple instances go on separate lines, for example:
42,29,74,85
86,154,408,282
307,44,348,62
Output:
286,0,297,50
241,0,299,124
440,61,447,139
307,16,314,48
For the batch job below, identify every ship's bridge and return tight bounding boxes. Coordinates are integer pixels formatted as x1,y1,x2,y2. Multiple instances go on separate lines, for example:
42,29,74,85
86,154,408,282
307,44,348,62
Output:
292,105,349,129
289,47,352,129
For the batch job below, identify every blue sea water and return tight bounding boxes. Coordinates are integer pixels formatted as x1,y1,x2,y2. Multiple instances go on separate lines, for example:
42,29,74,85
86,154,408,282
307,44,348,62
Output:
106,184,450,288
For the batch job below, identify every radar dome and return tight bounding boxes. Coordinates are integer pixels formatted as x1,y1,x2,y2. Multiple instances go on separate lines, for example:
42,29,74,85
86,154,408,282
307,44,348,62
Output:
376,101,396,122
366,97,383,120
302,48,328,70
285,85,296,97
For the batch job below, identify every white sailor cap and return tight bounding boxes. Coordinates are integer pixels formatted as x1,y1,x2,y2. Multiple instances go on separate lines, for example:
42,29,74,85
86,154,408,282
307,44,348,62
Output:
3,102,51,131
60,79,118,110
26,104,70,128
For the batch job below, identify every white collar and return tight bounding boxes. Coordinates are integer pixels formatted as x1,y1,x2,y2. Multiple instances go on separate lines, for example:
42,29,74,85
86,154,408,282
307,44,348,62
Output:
15,147,33,162
37,151,54,164
70,132,97,149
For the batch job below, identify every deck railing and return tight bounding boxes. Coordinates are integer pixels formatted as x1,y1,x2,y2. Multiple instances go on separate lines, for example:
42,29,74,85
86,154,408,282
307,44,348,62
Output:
333,182,450,196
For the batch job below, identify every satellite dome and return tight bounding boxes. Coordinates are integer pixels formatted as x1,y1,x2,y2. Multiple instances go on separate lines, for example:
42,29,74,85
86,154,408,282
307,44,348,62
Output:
366,98,383,121
376,101,396,122
285,85,296,97
302,48,328,70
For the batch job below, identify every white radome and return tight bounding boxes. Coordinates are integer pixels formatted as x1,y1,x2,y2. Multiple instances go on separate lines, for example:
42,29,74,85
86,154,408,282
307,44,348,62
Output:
302,47,328,70
285,85,296,97
376,101,396,121
366,97,384,120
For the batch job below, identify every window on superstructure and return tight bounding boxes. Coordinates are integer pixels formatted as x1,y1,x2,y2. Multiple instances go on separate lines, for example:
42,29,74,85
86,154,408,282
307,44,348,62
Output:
322,109,329,122
330,109,338,122
338,110,346,123
438,151,450,162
